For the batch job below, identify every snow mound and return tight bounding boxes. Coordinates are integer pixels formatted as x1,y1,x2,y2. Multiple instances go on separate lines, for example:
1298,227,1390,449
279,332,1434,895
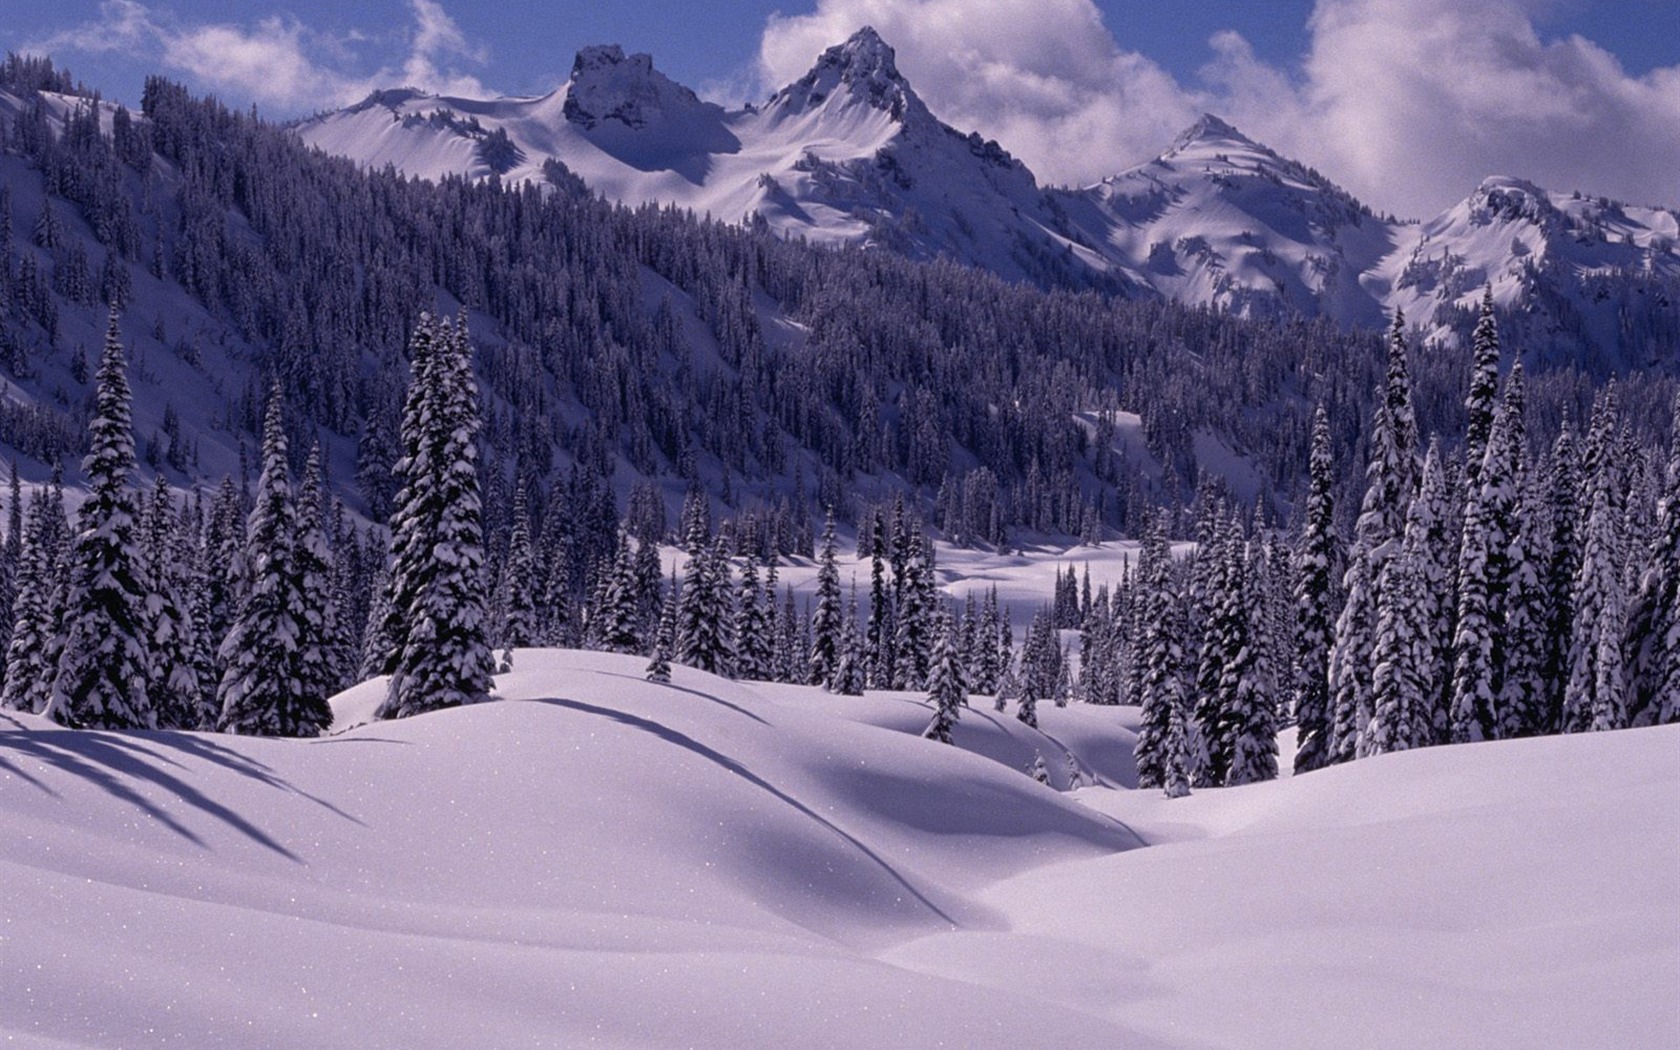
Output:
3,651,1675,1048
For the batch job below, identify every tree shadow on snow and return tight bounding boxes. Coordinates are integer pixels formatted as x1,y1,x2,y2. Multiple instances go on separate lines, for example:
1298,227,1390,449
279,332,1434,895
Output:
531,696,958,926
596,671,772,726
0,723,365,862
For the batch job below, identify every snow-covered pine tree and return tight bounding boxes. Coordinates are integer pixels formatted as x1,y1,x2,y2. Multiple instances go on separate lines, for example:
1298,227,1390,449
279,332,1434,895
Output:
1219,538,1278,785
1628,393,1680,727
923,610,965,743
831,581,867,696
1134,512,1188,789
379,315,493,718
1500,470,1554,736
1195,515,1241,786
734,552,773,681
293,444,338,717
595,531,645,655
1,487,57,713
1292,406,1337,773
495,484,539,649
646,583,675,684
373,315,441,677
1563,466,1627,733
47,310,153,730
865,512,893,688
141,476,201,729
218,394,330,736
1028,751,1050,785
1364,447,1448,756
1463,286,1501,489
1449,367,1525,743
810,507,842,687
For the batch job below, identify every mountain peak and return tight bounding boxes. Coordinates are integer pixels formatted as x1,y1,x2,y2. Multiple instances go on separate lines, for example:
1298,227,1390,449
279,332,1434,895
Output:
1167,113,1257,155
563,44,706,131
770,26,921,122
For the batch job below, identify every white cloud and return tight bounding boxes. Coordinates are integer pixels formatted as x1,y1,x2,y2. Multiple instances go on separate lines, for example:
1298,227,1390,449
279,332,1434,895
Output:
758,0,1680,217
22,0,491,111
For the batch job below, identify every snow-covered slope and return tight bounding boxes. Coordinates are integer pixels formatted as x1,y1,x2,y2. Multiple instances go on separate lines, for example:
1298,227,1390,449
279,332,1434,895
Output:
299,29,1113,288
4,649,1675,1048
1375,177,1680,366
1052,114,1398,326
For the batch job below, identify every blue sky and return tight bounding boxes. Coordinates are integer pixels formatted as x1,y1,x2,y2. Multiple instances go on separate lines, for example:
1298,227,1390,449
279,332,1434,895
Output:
6,1,1679,216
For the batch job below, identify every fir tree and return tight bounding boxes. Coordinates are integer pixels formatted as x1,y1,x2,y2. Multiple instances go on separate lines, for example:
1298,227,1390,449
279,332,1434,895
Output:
47,310,152,730
831,582,867,696
378,316,493,718
1,488,57,713
810,508,842,686
1564,471,1627,733
734,552,773,681
646,585,675,684
218,395,330,736
496,485,539,649
141,476,201,729
923,611,965,743
1292,406,1338,774
1218,538,1278,785
1463,286,1501,488
1134,512,1188,789
293,444,338,716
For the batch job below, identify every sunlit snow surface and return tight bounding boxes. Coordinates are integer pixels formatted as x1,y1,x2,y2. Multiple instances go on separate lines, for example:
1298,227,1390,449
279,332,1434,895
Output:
3,642,1676,1048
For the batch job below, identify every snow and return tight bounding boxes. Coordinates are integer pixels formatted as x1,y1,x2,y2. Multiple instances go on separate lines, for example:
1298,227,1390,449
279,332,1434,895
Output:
4,646,1675,1048
300,42,1680,350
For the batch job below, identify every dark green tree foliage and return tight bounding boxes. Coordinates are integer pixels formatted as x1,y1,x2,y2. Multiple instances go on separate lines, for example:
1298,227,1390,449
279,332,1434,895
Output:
141,475,202,729
1564,469,1628,733
1,485,60,713
218,395,330,736
923,610,965,743
1365,444,1448,756
1449,368,1525,743
1293,407,1337,773
1133,512,1187,790
376,316,442,677
293,444,339,714
810,508,842,687
378,316,493,718
735,553,773,681
1218,536,1278,785
495,485,539,649
1462,286,1501,488
831,583,867,697
595,531,645,655
47,311,152,729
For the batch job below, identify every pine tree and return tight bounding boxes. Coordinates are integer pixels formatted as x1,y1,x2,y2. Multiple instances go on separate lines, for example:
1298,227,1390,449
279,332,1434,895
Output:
1134,512,1188,789
1,488,57,713
496,485,539,649
1219,538,1278,785
141,476,201,729
1449,366,1525,743
1564,470,1627,733
866,513,893,688
923,611,965,743
1500,471,1554,737
1628,393,1680,727
646,585,675,684
1292,406,1338,774
218,395,330,736
374,316,442,676
293,444,338,716
595,531,645,655
831,582,867,696
734,553,773,681
810,507,842,686
1365,449,1446,756
47,310,153,730
1463,286,1501,488
378,316,493,718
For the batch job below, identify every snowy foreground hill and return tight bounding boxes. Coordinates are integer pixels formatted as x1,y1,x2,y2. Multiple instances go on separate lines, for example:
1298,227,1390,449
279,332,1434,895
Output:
3,649,1676,1048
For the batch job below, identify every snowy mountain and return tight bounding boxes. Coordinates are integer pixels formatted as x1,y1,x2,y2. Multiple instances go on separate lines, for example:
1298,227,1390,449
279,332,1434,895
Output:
1051,114,1398,326
5,647,1676,1047
299,29,1117,289
299,30,1679,362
